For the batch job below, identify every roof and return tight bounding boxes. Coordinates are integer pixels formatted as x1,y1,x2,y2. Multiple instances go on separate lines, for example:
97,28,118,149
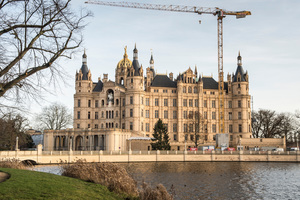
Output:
202,77,218,89
92,80,103,92
132,60,140,76
151,75,177,88
80,64,89,80
233,65,246,82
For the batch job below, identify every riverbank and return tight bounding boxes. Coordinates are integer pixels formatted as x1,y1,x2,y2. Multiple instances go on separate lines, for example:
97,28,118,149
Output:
0,168,124,200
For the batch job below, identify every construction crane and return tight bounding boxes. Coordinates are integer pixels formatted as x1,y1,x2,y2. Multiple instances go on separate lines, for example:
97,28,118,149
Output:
85,0,251,134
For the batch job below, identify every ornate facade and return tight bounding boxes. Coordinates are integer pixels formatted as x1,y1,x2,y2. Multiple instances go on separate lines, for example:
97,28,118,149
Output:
44,45,252,151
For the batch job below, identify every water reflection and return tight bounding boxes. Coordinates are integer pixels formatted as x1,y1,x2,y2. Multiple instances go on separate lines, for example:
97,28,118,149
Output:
33,162,300,200
118,162,300,200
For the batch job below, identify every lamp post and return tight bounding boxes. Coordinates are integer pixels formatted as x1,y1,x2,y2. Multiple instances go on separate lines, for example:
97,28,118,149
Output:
15,136,19,150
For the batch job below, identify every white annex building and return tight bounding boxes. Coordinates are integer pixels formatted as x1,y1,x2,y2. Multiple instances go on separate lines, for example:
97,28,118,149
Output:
44,45,253,151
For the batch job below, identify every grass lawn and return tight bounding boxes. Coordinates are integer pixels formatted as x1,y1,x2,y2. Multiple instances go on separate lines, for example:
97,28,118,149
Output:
0,168,124,200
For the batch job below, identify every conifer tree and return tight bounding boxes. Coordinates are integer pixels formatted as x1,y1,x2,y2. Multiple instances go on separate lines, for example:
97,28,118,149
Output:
151,119,171,150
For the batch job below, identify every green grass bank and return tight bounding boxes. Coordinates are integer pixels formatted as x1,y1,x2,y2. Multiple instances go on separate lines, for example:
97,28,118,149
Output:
0,168,124,200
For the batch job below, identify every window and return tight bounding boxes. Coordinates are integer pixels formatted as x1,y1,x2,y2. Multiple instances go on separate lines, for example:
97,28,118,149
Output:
146,123,150,132
95,100,99,108
189,99,193,107
77,111,80,119
155,98,159,106
212,124,216,133
131,78,133,83
116,99,119,106
238,112,242,120
88,124,90,128
173,134,177,141
173,99,177,107
188,87,192,93
155,110,159,118
95,124,98,129
239,124,242,133
183,99,187,107
183,87,186,93
130,109,133,117
194,87,198,93
183,124,188,133
212,100,216,108
195,99,199,107
141,122,144,131
88,100,91,107
173,111,177,119
229,124,233,133
141,109,144,117
116,111,118,117
190,134,194,141
130,96,133,104
122,110,125,118
210,91,215,95
204,111,207,119
212,112,216,120
173,123,177,132
164,99,168,106
102,100,105,106
164,110,168,119
101,111,104,118
229,112,232,120
204,124,208,133
189,111,193,119
230,135,233,141
228,101,232,108
146,98,149,106
163,89,168,93
123,98,125,106
204,100,207,108
95,112,99,119
130,122,133,130
189,124,193,132
77,99,81,107
183,111,188,119
238,100,241,108
146,110,149,118
77,124,80,128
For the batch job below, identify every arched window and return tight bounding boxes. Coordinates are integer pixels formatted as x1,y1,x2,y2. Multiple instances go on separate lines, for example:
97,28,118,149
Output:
194,87,198,93
116,99,119,105
102,100,104,106
188,87,192,93
183,87,186,93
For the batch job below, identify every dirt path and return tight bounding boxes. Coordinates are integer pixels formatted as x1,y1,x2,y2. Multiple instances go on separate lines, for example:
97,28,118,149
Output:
0,172,10,183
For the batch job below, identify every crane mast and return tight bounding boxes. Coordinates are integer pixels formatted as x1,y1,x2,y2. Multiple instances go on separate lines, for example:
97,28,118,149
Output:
85,0,251,134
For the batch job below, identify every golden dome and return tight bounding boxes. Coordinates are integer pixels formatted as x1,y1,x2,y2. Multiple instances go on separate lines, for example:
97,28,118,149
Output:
117,46,132,69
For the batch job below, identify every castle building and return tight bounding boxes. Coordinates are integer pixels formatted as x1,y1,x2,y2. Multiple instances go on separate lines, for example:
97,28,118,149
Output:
43,45,252,151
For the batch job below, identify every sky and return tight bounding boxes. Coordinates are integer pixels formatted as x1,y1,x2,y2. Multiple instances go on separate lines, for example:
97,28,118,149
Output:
25,0,300,122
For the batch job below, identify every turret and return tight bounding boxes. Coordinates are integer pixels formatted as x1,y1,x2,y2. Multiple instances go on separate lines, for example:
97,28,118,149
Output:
75,51,92,93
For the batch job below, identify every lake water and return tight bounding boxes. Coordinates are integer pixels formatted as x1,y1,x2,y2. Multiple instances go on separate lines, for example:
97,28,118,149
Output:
34,162,300,199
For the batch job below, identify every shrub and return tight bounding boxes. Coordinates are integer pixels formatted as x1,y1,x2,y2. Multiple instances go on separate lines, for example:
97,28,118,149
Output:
0,159,27,169
61,159,139,198
139,182,173,200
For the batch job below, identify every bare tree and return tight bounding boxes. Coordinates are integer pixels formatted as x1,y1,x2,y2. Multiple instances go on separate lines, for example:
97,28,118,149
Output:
252,109,294,139
35,102,72,130
0,112,33,150
188,111,206,148
0,0,91,108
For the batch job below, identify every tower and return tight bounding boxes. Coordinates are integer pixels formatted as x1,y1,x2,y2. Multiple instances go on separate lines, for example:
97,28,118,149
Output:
232,52,251,140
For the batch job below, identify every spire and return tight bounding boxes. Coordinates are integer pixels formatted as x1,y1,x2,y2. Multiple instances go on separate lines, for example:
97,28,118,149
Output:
133,43,138,60
150,50,154,69
123,46,128,59
237,51,242,66
132,44,140,75
82,49,87,64
80,50,89,80
194,65,198,76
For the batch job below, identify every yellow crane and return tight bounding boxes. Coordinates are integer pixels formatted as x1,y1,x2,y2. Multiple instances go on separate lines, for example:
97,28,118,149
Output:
85,0,251,134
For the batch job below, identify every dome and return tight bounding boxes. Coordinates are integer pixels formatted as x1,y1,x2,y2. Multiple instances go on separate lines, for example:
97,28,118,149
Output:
117,46,132,69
